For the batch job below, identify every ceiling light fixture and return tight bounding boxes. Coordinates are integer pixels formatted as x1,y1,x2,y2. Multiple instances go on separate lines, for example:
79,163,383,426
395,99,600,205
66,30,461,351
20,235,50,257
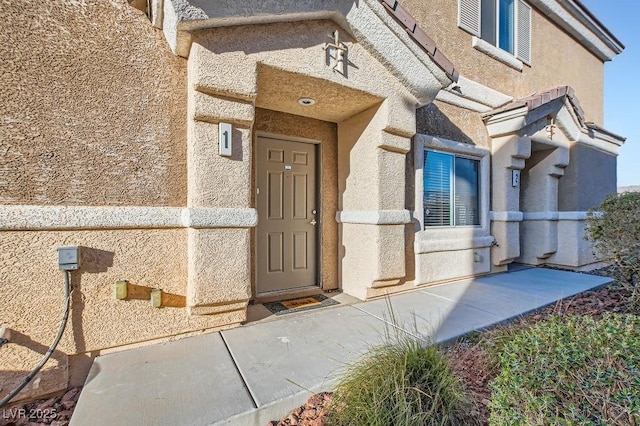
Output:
297,97,316,106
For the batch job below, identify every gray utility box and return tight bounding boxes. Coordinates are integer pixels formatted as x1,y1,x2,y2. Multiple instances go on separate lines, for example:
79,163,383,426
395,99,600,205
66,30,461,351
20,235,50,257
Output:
58,246,80,270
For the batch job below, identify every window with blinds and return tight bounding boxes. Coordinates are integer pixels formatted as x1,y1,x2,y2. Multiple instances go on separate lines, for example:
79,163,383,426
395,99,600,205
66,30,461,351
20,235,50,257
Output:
424,151,480,228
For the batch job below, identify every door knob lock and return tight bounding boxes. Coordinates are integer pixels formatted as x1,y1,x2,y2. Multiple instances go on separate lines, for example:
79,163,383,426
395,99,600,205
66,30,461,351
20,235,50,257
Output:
310,218,317,226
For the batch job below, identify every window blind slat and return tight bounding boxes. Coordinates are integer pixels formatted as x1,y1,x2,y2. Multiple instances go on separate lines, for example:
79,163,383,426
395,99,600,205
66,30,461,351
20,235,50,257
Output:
424,152,452,227
498,0,515,54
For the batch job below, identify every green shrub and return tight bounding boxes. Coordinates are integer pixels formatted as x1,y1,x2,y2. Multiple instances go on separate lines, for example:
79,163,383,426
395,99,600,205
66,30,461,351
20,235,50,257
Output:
586,192,640,310
488,314,640,425
327,334,470,426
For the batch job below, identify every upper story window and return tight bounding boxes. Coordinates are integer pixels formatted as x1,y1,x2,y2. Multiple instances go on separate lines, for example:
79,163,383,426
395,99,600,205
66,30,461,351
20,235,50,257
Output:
459,0,531,67
482,0,514,54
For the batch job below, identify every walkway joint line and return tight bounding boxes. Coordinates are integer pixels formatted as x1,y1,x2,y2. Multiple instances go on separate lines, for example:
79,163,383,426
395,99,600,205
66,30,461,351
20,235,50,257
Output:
220,331,259,409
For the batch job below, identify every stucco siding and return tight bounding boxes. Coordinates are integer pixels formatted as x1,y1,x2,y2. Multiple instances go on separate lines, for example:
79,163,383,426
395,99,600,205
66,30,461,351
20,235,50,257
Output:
417,100,491,147
559,144,617,211
0,0,187,206
0,228,244,401
401,0,604,124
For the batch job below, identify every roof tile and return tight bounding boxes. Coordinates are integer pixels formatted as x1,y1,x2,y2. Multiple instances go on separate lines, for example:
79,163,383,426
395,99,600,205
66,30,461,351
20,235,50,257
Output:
411,26,437,56
379,0,457,82
392,2,417,33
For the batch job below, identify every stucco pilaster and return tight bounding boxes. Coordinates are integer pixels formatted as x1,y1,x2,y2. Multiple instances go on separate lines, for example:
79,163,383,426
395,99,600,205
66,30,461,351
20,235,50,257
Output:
337,102,414,299
490,135,531,266
185,59,256,315
518,146,569,264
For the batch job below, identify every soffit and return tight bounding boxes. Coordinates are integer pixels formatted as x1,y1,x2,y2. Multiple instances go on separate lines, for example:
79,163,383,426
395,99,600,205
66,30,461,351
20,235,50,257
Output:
256,65,383,123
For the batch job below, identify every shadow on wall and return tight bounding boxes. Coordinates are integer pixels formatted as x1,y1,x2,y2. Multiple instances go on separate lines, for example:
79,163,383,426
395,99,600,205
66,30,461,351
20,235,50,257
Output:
416,103,475,145
123,282,186,308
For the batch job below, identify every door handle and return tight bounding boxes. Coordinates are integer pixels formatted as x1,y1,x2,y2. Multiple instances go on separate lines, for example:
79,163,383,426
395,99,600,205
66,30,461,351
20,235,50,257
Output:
310,218,317,226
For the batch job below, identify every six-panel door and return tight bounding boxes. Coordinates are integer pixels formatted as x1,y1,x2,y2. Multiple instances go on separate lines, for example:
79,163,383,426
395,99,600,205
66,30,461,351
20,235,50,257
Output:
256,136,318,294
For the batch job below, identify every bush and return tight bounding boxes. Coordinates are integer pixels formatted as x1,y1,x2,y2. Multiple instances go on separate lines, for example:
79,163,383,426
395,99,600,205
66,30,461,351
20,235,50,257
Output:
488,314,640,425
586,192,640,310
328,335,470,426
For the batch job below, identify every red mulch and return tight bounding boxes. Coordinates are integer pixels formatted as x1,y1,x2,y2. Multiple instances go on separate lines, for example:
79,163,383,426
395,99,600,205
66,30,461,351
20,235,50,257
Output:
271,267,631,426
267,392,334,426
0,387,81,426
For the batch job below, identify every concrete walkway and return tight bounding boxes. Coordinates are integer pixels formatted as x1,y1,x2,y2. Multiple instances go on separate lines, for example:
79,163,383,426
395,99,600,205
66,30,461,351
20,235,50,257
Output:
71,267,610,426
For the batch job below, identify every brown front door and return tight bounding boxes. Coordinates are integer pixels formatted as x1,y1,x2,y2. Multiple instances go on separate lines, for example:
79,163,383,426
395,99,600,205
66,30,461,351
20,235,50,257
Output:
256,136,318,294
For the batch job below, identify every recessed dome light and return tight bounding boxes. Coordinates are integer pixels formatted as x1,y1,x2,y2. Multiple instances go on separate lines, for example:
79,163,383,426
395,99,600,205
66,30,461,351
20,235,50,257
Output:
298,97,316,106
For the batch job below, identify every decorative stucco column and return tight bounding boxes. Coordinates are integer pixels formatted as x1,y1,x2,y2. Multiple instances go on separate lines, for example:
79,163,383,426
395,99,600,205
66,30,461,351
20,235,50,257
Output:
185,42,258,316
518,146,569,264
490,135,531,266
336,99,415,300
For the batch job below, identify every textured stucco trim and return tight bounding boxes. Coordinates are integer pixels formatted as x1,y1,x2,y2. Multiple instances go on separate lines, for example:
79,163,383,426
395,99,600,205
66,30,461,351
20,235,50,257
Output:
417,134,491,158
455,76,513,108
181,208,258,228
0,206,258,230
150,0,164,28
522,211,590,221
472,37,523,71
435,75,513,112
522,211,560,221
435,90,490,113
335,210,412,224
527,0,624,61
490,211,525,222
484,93,624,155
414,235,495,254
576,130,623,156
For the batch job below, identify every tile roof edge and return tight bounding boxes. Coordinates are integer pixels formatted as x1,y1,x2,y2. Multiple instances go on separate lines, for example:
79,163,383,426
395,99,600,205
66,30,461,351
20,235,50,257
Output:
585,122,627,142
482,85,581,121
379,0,459,82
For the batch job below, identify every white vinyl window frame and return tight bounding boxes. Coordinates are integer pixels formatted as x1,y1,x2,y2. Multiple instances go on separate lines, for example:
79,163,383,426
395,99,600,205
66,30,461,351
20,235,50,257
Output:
414,135,491,246
459,0,532,69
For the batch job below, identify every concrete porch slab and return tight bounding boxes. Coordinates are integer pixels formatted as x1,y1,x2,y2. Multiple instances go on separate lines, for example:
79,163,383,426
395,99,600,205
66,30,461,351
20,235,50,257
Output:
70,267,612,426
472,268,610,299
352,290,502,342
221,305,386,408
70,333,255,426
420,268,610,320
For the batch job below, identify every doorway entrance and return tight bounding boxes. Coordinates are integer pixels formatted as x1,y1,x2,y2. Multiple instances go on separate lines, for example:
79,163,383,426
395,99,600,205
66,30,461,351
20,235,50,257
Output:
256,136,319,295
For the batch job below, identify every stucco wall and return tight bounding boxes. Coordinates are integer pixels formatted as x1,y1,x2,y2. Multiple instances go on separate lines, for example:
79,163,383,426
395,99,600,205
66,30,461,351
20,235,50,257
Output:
416,100,490,147
0,0,187,206
0,229,244,402
559,144,617,211
0,0,204,403
401,0,605,124
253,108,339,291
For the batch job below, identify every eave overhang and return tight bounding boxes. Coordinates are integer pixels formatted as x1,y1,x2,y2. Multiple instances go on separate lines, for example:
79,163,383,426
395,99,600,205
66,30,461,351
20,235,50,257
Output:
482,86,626,155
153,0,461,106
527,0,624,61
